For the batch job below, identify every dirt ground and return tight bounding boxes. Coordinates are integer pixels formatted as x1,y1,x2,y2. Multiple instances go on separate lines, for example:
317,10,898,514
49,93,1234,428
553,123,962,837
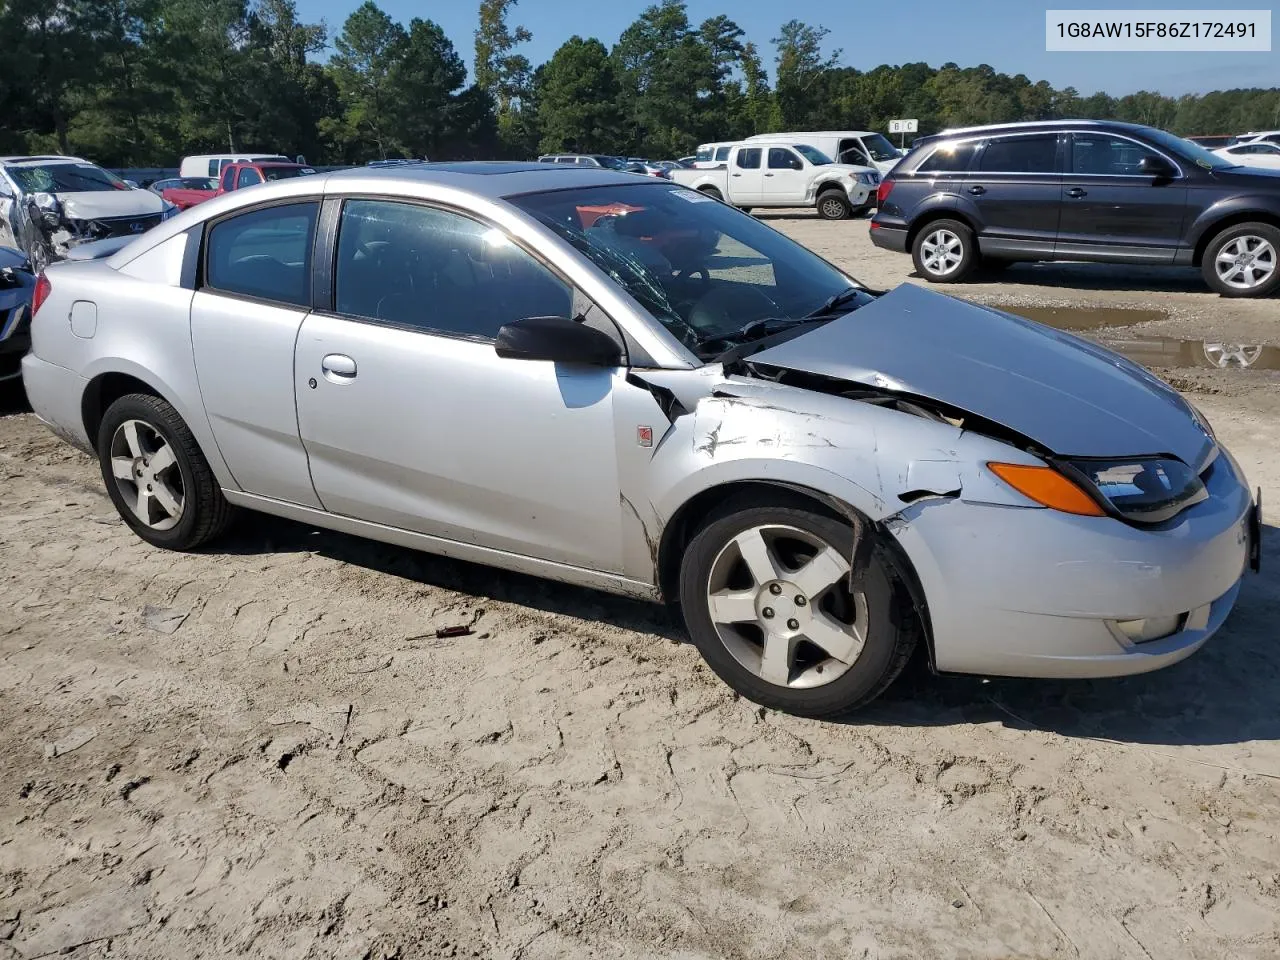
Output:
2,220,1279,960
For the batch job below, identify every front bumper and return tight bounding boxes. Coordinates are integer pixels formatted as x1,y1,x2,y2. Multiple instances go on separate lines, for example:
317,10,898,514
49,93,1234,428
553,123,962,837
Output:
891,450,1254,678
869,223,908,253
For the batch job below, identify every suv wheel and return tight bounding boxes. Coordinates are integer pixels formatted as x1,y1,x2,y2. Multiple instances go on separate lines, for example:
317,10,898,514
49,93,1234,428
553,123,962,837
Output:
912,219,976,282
97,393,236,550
817,190,852,220
1203,222,1280,297
678,498,917,718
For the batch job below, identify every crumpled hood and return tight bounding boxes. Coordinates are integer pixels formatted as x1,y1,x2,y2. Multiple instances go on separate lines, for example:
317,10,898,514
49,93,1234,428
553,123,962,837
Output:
58,190,164,220
749,284,1214,467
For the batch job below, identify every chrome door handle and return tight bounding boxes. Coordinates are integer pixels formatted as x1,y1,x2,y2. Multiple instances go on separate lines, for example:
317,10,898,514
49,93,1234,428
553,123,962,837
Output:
321,353,357,383
967,185,986,195
1067,187,1087,198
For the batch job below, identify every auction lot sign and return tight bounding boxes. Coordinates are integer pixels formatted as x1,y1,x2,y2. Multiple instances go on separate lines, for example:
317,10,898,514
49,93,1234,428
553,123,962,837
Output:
1046,9,1271,50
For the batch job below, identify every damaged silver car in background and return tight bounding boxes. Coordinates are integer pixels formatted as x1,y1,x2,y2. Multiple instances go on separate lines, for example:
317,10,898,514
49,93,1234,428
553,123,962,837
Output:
0,155,178,271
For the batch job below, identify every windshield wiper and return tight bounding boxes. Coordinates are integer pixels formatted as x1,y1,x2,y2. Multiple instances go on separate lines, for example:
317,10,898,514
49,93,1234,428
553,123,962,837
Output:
695,317,830,362
805,286,864,318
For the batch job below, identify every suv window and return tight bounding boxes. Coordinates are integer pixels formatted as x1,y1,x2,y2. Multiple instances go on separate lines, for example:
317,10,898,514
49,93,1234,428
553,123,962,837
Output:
736,148,761,170
1071,134,1162,176
333,199,573,340
236,167,263,189
768,148,801,170
916,142,977,174
204,201,318,306
978,135,1058,173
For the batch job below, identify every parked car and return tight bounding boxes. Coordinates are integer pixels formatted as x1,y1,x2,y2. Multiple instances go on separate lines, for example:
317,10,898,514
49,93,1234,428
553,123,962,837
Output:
149,176,219,209
677,156,696,167
1235,130,1280,146
1214,141,1280,170
537,154,631,170
180,153,292,178
692,141,739,168
23,162,1259,716
871,119,1280,297
0,155,178,271
0,244,35,381
215,161,317,195
672,140,879,219
746,130,904,175
1186,135,1238,149
626,159,671,178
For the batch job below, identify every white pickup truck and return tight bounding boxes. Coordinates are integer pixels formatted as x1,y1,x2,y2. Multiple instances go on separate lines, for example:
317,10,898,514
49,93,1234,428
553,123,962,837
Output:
670,140,880,219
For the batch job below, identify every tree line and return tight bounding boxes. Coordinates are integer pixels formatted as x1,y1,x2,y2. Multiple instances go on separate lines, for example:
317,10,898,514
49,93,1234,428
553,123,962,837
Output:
2,0,1278,168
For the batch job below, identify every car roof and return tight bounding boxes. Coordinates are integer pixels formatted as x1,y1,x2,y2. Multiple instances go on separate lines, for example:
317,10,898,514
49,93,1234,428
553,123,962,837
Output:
749,130,879,138
928,119,1150,140
319,162,644,198
0,155,93,166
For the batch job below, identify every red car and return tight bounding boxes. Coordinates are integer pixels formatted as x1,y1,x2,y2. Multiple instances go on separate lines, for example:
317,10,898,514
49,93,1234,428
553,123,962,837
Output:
150,177,218,210
216,161,317,195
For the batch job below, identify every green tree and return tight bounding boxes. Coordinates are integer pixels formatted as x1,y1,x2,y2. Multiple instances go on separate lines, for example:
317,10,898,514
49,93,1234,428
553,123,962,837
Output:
474,0,535,155
537,36,623,154
324,1,406,158
773,20,840,127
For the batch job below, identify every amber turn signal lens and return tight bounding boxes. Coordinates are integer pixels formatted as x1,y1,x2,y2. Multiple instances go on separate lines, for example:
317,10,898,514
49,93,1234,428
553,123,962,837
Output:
987,462,1106,517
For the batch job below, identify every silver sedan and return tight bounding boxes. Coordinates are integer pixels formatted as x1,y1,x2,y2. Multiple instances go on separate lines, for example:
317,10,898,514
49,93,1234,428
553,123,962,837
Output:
21,163,1261,716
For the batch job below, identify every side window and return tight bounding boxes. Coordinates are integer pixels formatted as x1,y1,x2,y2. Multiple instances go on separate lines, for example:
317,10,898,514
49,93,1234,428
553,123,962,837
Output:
977,135,1059,173
204,201,318,306
220,167,235,192
735,148,761,169
916,142,977,174
768,148,801,170
1070,134,1162,176
333,199,573,341
715,147,730,161
207,160,219,177
236,167,263,189
839,140,870,165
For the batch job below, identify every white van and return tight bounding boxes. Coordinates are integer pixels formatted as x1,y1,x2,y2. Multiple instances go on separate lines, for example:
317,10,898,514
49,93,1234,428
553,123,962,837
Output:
745,131,904,175
179,153,292,178
692,142,737,168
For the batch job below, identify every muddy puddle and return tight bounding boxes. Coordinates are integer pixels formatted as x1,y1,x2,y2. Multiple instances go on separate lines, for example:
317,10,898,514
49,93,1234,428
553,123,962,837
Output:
992,302,1280,371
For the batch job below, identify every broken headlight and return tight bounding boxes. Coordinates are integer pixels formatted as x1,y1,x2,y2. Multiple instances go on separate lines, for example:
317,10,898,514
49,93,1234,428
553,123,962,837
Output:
1063,457,1207,524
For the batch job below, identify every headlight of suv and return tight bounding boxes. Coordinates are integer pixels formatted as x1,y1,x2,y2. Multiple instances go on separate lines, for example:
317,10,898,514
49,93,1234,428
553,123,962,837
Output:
160,200,179,221
1063,457,1208,524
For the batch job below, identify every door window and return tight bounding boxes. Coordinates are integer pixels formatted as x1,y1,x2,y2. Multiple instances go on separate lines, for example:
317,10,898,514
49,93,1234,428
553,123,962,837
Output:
1070,134,1163,176
768,148,801,170
977,135,1059,173
220,167,235,192
207,160,219,177
838,140,870,166
333,199,573,340
715,146,731,162
236,167,263,189
204,201,318,306
735,148,762,169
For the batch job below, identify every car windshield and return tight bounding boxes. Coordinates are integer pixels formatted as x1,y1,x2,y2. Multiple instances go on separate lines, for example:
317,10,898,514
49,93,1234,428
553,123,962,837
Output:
261,166,315,181
861,133,902,162
510,183,872,360
8,162,128,194
1142,127,1238,170
794,144,833,166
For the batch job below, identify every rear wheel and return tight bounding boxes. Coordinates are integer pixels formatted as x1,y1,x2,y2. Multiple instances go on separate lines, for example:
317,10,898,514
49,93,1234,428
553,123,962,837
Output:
698,186,723,202
912,219,976,282
817,190,852,221
678,498,917,718
97,393,236,550
1202,222,1280,297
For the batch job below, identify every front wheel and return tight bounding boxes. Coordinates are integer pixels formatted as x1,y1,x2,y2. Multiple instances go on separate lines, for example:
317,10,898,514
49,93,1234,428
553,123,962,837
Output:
912,219,976,282
97,393,236,550
1202,222,1280,297
817,190,852,220
678,498,917,718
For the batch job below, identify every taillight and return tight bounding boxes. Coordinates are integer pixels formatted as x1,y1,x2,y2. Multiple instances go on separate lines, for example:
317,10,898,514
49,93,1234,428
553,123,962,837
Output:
876,179,895,206
32,272,51,317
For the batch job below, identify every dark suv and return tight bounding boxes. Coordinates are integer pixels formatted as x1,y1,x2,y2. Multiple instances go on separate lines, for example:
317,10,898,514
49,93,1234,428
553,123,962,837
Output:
870,120,1280,297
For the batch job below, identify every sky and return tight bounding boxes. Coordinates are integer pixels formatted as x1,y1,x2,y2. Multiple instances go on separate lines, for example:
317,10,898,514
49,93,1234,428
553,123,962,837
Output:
294,0,1279,97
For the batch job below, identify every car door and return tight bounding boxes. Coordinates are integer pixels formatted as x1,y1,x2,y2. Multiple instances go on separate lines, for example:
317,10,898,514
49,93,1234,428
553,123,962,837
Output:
730,147,765,203
236,167,263,190
189,199,324,508
1056,132,1189,260
293,197,628,571
764,147,807,204
962,133,1064,257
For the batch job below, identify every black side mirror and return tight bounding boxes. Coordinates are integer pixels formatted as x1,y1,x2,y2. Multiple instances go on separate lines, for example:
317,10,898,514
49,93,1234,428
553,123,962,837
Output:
494,316,622,366
1138,156,1175,178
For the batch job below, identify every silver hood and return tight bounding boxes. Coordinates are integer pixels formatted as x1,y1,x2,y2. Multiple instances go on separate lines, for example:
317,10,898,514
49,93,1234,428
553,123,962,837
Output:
749,284,1214,467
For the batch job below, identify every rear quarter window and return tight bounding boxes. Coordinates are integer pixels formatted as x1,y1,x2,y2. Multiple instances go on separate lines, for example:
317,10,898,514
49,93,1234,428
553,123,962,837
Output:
204,201,318,307
914,142,977,174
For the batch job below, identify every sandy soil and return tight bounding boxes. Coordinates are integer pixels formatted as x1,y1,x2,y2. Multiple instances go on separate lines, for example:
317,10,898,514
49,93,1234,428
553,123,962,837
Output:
1,221,1278,960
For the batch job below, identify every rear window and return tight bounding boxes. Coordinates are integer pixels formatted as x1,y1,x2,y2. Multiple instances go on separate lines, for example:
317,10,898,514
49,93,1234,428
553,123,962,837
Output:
977,135,1059,174
915,142,976,174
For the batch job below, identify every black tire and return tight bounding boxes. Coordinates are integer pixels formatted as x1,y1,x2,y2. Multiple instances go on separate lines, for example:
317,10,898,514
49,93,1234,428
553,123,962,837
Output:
698,187,723,202
678,496,917,718
816,190,852,221
852,203,875,219
911,218,976,283
1201,221,1280,298
97,392,236,550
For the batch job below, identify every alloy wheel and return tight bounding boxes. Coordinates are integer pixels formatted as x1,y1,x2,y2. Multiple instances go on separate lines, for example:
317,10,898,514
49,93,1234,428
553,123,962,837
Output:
1215,236,1276,290
820,197,847,219
920,229,964,276
109,419,185,531
705,524,867,689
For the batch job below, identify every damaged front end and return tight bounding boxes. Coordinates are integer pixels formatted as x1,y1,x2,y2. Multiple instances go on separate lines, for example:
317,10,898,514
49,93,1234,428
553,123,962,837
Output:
12,192,165,271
